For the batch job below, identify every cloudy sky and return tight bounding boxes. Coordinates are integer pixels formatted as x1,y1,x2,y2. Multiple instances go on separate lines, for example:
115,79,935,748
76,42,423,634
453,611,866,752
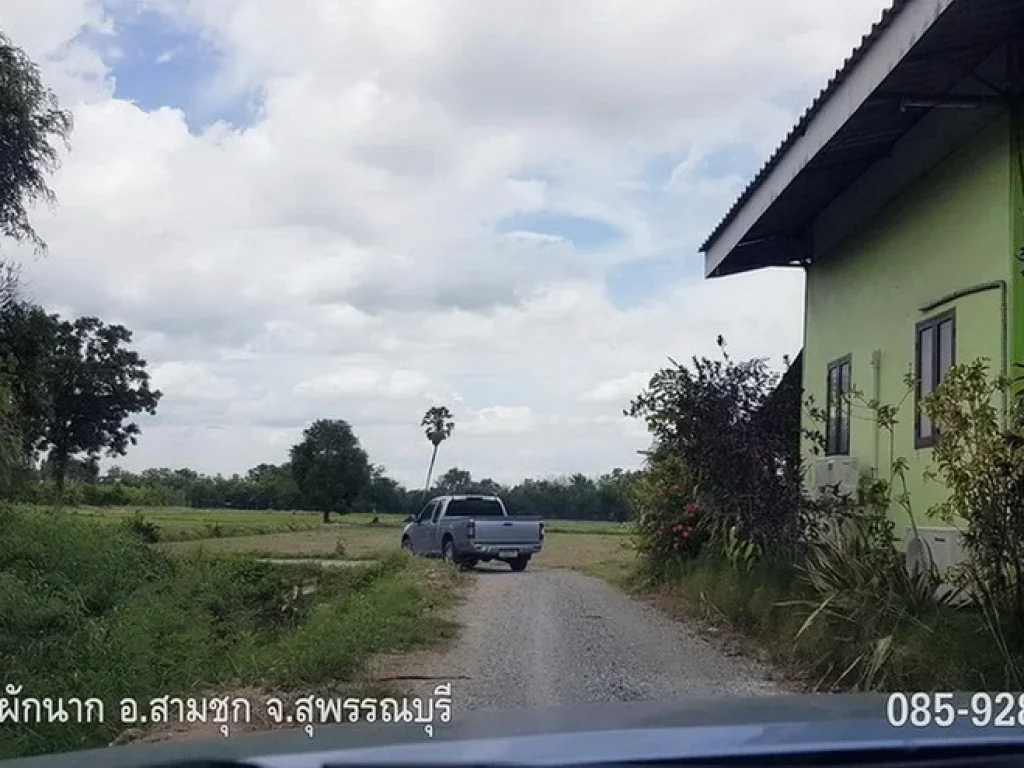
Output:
3,0,889,486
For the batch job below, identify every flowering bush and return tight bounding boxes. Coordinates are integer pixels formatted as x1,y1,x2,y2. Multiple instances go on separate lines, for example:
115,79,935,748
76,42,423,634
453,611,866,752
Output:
633,455,708,562
667,501,705,557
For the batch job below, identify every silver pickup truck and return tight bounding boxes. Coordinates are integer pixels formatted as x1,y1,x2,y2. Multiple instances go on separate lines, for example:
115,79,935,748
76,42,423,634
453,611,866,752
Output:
401,494,543,571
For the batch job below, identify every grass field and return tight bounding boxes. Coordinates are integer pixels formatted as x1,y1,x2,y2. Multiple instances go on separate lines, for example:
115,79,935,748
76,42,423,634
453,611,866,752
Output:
36,502,635,584
24,504,324,541
30,505,632,541
161,516,637,581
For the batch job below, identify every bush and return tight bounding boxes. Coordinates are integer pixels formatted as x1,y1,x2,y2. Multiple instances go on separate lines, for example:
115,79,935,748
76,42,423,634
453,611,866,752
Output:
627,338,806,562
922,360,1024,624
633,455,705,565
122,511,160,543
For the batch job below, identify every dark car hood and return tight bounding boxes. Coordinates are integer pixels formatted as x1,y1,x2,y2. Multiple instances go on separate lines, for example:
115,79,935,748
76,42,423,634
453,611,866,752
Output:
5,694,1024,768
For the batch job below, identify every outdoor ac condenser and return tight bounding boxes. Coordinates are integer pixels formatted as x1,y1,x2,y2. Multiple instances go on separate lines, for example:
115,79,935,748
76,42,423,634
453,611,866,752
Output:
812,456,861,497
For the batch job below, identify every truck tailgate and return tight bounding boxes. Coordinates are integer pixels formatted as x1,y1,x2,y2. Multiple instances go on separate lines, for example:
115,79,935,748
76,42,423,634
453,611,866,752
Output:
474,518,542,546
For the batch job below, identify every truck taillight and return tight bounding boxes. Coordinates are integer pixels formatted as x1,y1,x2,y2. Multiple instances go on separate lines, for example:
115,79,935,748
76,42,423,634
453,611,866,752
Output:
540,522,545,540
467,520,476,538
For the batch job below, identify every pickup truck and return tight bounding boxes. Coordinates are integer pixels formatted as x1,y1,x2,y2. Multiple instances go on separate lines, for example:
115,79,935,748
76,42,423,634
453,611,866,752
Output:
401,495,543,571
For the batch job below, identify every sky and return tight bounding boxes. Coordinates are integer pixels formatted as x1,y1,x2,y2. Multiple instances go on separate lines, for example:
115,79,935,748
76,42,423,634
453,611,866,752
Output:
2,0,891,487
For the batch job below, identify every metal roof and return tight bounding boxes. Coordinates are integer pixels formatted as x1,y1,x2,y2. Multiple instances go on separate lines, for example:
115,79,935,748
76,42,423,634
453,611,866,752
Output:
700,0,911,253
700,0,1024,278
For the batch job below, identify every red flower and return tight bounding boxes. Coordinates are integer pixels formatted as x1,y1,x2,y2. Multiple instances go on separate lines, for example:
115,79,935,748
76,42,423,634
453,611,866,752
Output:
681,529,690,539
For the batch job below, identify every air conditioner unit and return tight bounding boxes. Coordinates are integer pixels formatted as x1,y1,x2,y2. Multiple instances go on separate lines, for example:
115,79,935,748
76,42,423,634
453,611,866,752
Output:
910,527,964,572
812,456,861,497
906,527,966,604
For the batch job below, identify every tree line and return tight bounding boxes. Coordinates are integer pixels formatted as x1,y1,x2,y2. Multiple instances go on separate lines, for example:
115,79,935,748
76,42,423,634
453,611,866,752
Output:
35,438,640,522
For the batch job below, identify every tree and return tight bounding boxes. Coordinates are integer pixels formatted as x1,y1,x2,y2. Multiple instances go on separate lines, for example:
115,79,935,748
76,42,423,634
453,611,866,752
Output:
420,405,454,496
290,419,371,522
434,466,472,495
358,464,407,515
247,462,300,510
0,31,73,254
43,316,162,493
0,303,60,457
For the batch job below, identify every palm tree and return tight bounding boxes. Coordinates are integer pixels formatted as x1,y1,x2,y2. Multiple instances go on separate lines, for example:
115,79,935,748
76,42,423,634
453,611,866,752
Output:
421,405,455,497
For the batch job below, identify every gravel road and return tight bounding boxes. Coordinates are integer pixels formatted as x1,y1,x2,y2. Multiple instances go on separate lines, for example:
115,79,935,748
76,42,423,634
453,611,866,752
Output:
383,566,784,712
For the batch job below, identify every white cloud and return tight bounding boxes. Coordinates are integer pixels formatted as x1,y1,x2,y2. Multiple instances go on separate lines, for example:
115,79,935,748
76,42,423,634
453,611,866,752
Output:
293,367,433,401
581,373,653,404
461,406,540,437
151,361,239,402
0,0,887,484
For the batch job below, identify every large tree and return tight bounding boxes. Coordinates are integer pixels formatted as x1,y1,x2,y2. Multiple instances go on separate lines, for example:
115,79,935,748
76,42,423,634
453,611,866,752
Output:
290,419,371,522
0,31,73,254
43,316,162,492
420,405,454,497
0,303,60,456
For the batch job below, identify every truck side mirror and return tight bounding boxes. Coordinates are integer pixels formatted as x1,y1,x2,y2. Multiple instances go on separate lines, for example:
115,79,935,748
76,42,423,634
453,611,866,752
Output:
404,515,414,523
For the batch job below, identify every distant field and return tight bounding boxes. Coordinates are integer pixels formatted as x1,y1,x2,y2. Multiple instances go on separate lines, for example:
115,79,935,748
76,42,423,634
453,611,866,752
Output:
163,520,636,581
28,505,632,542
161,525,395,560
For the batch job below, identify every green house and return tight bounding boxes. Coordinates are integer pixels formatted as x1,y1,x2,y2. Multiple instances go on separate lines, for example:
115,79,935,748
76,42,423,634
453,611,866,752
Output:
699,0,1024,568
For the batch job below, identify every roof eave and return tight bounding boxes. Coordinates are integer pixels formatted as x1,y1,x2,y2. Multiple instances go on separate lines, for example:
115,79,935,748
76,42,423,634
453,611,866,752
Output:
700,0,957,279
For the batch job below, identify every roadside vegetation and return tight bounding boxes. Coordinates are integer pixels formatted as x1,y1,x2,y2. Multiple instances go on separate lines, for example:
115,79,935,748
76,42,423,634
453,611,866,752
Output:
0,505,462,759
625,337,1024,691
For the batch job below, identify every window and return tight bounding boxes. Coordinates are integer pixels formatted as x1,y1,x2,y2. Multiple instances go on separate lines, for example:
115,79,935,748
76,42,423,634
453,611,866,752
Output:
825,355,852,456
915,310,955,447
444,498,505,517
416,501,436,523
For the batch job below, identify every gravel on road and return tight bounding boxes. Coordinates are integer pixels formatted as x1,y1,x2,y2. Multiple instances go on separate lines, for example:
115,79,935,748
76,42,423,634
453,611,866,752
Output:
378,565,784,713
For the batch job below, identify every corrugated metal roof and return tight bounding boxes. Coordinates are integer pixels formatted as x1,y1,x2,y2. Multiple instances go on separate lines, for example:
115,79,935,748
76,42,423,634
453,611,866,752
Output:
699,0,911,253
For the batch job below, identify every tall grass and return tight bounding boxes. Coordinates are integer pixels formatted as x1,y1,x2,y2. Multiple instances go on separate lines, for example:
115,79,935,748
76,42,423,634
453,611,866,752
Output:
0,507,459,760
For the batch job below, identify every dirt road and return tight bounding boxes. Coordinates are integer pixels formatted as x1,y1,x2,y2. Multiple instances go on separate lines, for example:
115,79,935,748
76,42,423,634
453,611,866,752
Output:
376,565,785,712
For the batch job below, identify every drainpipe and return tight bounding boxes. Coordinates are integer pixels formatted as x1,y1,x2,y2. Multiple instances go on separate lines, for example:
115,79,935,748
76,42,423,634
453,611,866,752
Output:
870,350,882,476
919,280,1009,427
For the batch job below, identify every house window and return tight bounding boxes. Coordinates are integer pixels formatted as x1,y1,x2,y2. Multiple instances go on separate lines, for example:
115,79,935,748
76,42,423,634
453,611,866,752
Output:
915,310,955,448
825,355,851,456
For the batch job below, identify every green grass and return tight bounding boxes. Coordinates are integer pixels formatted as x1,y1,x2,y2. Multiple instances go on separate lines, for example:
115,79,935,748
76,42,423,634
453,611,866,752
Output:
16,504,325,542
0,506,461,760
20,505,634,543
635,553,1024,692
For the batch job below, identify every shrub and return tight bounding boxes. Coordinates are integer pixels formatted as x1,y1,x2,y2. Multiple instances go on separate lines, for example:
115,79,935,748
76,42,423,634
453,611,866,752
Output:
632,455,706,564
785,506,952,691
122,511,160,543
627,337,805,562
922,360,1024,623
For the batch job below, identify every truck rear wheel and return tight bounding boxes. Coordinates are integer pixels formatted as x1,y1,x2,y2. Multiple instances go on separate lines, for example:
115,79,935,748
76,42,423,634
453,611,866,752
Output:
509,556,529,572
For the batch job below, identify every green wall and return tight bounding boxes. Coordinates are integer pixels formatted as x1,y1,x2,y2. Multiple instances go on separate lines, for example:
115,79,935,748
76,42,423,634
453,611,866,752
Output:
801,116,1014,536
1012,111,1024,382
